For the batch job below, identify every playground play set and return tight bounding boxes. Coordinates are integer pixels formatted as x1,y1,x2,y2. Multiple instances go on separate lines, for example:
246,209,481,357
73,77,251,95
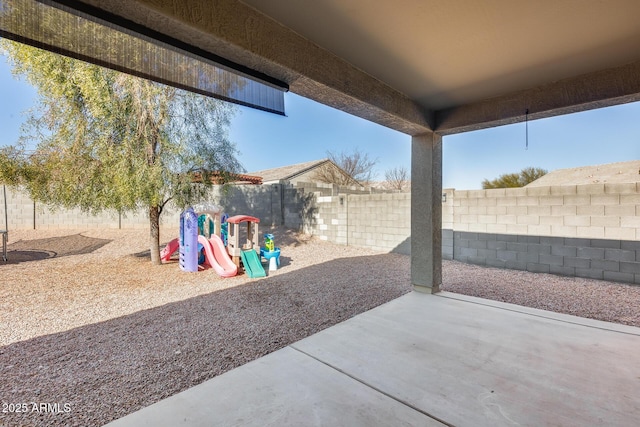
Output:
160,205,281,278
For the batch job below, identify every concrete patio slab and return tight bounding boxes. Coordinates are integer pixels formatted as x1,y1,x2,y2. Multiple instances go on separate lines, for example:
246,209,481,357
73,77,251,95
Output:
105,292,640,426
105,345,445,427
293,292,640,426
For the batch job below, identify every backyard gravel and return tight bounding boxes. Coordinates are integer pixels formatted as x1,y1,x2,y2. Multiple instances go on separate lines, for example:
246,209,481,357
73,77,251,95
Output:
0,228,639,426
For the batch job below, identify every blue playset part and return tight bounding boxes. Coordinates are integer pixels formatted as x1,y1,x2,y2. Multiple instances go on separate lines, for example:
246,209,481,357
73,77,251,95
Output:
198,215,215,238
179,207,199,272
260,233,281,271
220,213,229,246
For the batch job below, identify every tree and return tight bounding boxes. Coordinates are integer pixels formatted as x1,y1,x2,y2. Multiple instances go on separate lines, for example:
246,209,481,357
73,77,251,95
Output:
0,146,24,186
314,148,377,186
0,40,242,264
482,167,548,189
383,166,410,191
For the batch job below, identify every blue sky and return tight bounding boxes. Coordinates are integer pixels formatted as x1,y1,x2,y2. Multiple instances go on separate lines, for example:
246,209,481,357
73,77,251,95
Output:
1,54,639,190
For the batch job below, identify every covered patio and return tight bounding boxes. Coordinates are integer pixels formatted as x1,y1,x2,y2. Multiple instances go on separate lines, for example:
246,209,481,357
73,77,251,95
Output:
3,1,640,425
5,0,640,292
106,291,640,426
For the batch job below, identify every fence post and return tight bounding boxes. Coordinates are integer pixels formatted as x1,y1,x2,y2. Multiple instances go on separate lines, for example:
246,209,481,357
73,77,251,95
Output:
2,185,7,232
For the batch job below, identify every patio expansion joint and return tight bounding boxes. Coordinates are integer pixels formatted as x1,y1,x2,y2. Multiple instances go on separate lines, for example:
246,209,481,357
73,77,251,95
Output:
435,292,640,337
288,344,456,427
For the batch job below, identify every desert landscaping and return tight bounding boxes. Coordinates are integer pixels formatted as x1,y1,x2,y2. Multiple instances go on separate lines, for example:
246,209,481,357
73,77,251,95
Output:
1,228,639,426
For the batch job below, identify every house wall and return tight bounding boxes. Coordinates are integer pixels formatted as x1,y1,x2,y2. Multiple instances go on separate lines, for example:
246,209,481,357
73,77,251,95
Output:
288,169,323,185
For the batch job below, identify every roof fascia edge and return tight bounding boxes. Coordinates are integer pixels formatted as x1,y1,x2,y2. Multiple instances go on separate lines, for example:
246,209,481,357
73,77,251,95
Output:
76,0,433,135
435,60,640,136
285,159,331,180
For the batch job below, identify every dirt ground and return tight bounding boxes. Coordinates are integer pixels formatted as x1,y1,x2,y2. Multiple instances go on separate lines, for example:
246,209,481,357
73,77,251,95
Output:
0,228,412,426
1,228,639,426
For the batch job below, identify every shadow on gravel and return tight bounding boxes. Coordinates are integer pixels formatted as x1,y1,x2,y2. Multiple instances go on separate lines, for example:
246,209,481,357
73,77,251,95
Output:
1,250,53,264
3,234,112,264
0,252,411,427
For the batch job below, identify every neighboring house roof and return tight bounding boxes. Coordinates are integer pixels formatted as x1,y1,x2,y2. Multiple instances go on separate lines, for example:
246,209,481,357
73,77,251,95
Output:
191,171,263,185
526,160,640,187
248,159,330,182
227,173,263,185
248,159,360,186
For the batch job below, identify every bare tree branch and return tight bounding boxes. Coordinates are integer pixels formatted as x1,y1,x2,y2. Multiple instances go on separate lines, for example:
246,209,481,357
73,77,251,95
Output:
383,166,410,191
313,148,377,186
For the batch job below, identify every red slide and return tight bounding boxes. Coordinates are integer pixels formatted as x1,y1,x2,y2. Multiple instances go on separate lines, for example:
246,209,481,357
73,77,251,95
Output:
160,238,180,262
197,235,238,277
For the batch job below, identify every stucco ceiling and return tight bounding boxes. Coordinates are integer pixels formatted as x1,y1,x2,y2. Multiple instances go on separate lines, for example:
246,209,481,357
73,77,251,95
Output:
241,0,640,111
55,0,640,133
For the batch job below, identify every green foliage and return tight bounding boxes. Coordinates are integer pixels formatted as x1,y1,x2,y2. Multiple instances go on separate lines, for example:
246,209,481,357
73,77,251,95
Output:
1,39,242,262
0,146,26,186
1,40,241,211
482,167,548,189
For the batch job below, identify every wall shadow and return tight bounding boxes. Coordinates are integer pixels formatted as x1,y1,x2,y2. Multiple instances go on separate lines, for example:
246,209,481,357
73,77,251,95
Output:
217,184,319,236
0,252,411,426
292,188,319,232
391,236,411,255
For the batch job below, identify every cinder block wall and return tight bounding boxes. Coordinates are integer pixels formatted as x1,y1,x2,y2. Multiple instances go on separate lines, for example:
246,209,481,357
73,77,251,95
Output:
346,193,410,252
303,195,348,245
450,184,639,239
448,183,640,283
293,190,443,256
3,181,640,284
1,187,35,230
0,185,278,231
297,183,640,283
36,205,121,229
0,181,366,236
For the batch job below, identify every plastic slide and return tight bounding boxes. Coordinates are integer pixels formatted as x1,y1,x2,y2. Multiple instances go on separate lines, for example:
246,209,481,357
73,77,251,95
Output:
160,238,180,262
240,249,266,278
197,235,238,278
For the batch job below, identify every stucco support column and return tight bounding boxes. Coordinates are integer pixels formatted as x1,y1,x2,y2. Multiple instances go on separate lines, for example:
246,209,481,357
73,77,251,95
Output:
411,132,442,293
